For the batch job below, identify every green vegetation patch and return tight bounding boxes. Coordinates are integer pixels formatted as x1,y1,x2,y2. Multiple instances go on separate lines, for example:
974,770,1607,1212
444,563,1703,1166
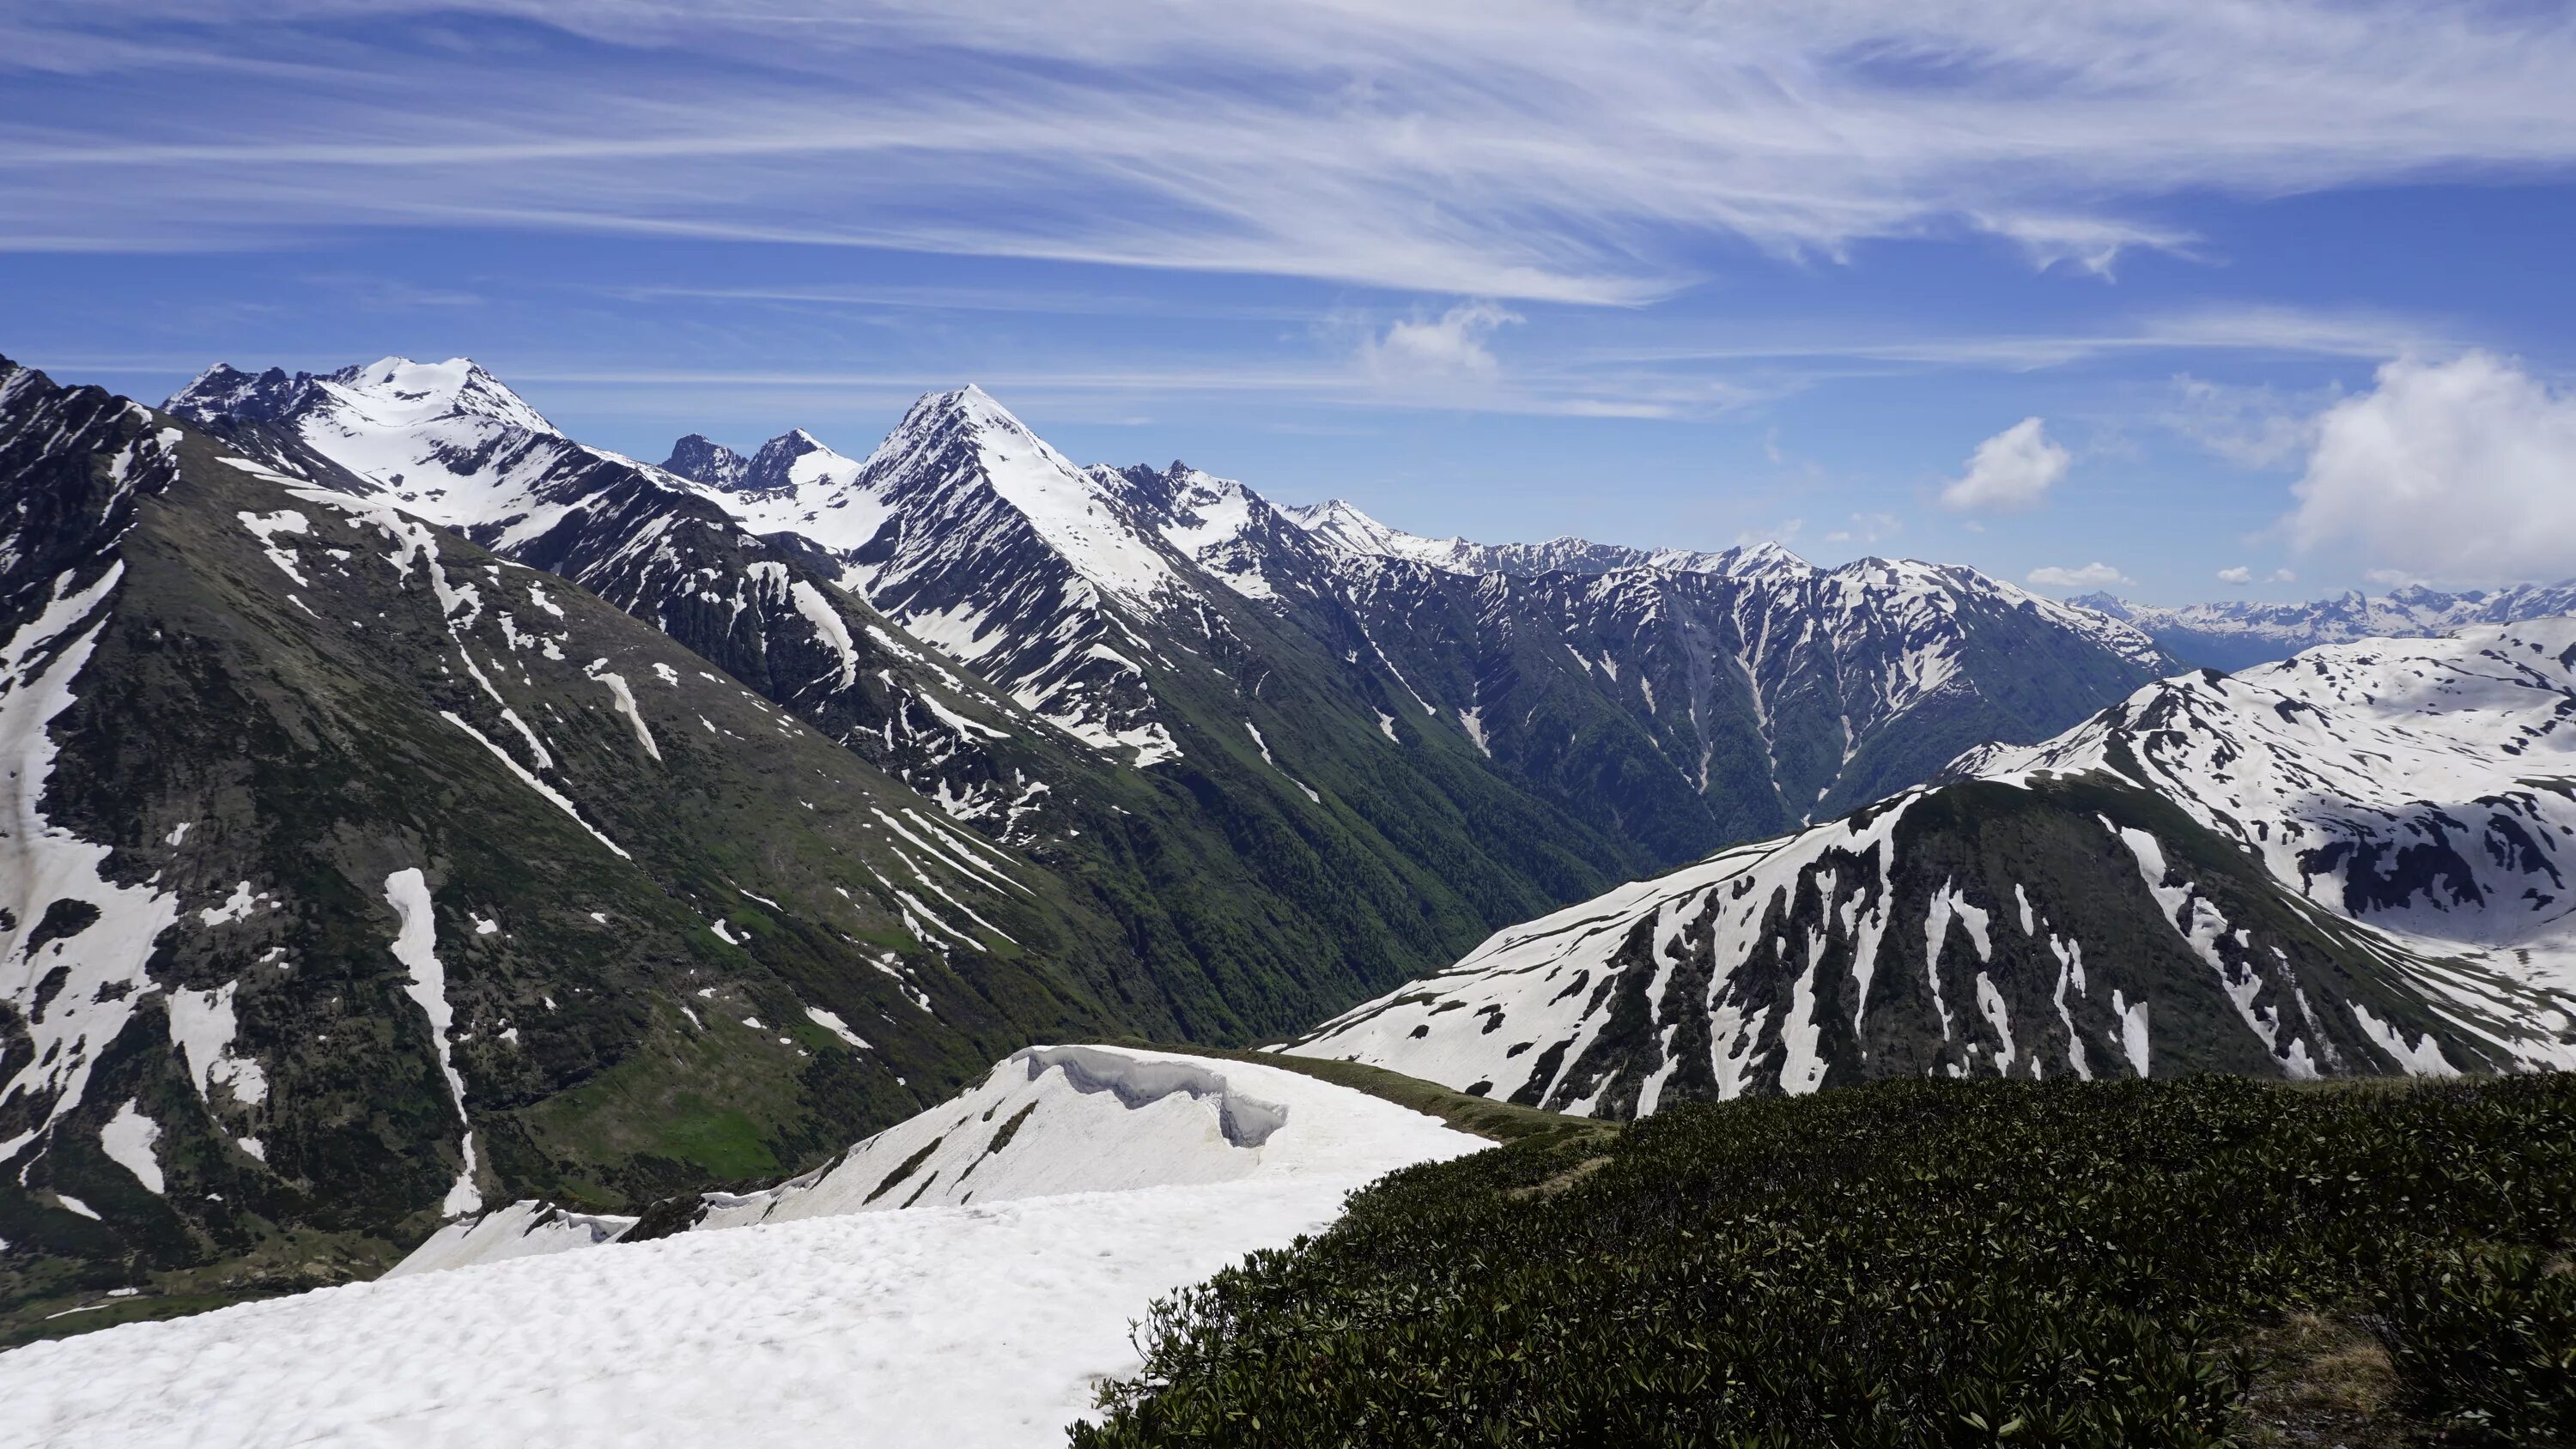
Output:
1073,1074,2576,1447
986,1102,1039,1156
864,1136,945,1205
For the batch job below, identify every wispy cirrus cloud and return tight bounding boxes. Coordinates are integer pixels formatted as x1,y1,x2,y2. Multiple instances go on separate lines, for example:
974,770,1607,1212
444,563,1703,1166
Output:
6,3,2576,300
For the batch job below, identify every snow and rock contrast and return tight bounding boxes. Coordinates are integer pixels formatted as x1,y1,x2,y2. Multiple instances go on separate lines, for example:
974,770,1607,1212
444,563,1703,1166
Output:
58,350,2176,1339
167,361,1036,827
2076,582,2576,670
0,1046,1484,1449
178,356,2167,839
1281,498,1759,578
166,355,2178,1142
1295,623,2576,1115
0,356,1237,1342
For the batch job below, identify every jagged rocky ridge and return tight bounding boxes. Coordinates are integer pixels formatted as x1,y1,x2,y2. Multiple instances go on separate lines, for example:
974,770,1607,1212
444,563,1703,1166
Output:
169,356,2174,1026
1291,621,2576,1113
2078,581,2576,670
9,349,2178,1325
0,355,1321,1337
169,363,1676,1054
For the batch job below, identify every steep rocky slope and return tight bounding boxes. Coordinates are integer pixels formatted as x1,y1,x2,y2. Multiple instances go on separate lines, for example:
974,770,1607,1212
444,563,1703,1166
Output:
1293,622,2576,1112
0,357,1209,1334
149,361,2184,1041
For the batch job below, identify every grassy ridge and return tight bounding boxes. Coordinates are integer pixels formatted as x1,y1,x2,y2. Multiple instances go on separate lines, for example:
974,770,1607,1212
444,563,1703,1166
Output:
1072,1074,2576,1446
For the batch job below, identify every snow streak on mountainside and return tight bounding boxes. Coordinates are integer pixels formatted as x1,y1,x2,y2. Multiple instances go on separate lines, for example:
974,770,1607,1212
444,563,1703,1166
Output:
3,1046,1481,1449
167,361,1038,827
1295,623,2576,1117
1,355,1212,1341
1281,498,1783,579
2078,582,2576,670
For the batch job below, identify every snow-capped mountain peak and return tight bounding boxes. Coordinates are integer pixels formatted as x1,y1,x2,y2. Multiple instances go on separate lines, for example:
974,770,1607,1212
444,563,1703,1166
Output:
854,385,1182,606
167,355,554,440
1715,539,1816,580
319,355,560,438
1282,498,1419,562
165,355,606,544
737,426,861,503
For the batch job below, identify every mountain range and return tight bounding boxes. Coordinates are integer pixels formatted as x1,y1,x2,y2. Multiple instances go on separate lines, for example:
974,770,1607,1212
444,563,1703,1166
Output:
2078,582,2576,670
0,346,2374,1335
1293,620,2576,1111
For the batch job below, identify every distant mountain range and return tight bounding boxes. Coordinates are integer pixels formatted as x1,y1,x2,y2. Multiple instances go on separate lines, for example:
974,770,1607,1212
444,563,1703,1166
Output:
0,349,2174,1330
1293,620,2576,1111
2075,583,2576,670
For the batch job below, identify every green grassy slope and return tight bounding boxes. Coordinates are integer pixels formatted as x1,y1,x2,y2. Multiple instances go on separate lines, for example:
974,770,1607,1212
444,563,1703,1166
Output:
1073,1074,2576,1447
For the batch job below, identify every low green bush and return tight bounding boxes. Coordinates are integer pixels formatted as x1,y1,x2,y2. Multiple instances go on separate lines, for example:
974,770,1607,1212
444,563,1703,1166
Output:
2375,1238,2576,1441
1072,1075,2576,1446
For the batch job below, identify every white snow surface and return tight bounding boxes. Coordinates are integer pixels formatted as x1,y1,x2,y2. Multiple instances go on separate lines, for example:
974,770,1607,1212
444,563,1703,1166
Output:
0,1046,1480,1449
386,1200,638,1279
384,869,481,1217
97,1101,164,1195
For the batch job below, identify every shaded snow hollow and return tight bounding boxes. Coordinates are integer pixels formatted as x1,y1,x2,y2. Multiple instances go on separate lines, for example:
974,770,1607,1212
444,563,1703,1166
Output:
0,1046,1481,1448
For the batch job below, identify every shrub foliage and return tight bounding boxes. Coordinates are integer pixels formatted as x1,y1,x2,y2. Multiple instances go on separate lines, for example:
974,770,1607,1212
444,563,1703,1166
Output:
1073,1075,2576,1446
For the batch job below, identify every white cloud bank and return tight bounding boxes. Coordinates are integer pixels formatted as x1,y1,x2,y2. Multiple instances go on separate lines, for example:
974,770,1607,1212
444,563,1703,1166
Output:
2216,566,2254,585
2287,352,2576,585
1942,418,2069,512
2027,562,2132,590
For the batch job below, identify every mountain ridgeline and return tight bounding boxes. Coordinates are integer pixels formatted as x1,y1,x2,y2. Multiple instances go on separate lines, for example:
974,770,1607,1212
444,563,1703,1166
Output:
2079,581,2576,670
1296,621,2576,1113
9,349,2171,1326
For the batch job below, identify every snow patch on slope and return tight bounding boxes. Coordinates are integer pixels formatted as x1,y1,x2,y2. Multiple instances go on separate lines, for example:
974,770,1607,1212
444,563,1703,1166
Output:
5,1047,1479,1449
385,869,481,1217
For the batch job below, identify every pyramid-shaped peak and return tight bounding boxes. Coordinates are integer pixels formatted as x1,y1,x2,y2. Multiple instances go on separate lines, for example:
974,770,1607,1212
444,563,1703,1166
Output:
904,383,1038,439
1728,539,1812,568
732,426,859,494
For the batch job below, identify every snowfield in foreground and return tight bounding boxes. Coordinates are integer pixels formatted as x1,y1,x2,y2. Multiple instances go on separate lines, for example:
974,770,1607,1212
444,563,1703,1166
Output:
0,1047,1482,1449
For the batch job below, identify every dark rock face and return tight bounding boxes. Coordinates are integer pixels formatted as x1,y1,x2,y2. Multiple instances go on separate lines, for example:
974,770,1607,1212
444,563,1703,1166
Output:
0,357,1152,1337
660,433,750,492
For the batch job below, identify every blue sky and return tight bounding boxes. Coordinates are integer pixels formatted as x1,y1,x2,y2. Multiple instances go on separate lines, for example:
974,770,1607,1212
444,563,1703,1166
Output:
8,3,2576,603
